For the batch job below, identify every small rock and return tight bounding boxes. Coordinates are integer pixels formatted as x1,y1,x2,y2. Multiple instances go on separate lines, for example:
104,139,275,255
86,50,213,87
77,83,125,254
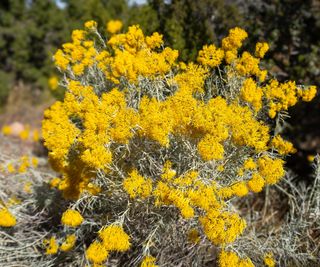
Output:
9,122,25,137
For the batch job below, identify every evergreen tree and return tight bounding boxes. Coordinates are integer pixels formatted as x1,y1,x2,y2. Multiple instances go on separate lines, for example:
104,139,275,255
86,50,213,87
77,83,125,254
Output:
149,0,243,60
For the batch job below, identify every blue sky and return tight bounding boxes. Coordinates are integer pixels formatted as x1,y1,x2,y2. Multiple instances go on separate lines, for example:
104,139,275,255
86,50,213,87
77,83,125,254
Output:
130,0,147,4
56,0,147,8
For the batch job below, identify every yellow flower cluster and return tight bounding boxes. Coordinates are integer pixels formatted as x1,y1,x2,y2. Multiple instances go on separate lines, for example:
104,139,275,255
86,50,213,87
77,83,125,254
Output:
197,44,224,68
196,27,270,82
151,162,248,243
219,250,254,267
44,234,77,254
60,234,77,252
243,158,257,170
247,173,265,193
264,253,276,267
44,237,59,255
61,209,84,227
48,76,59,90
187,228,201,244
222,27,248,54
2,155,38,174
99,225,131,251
43,81,138,198
1,125,11,135
86,241,109,264
257,156,285,185
200,210,246,245
54,21,178,84
106,20,123,34
53,28,96,75
84,20,97,30
123,169,153,199
271,135,296,155
255,42,269,58
107,26,178,84
297,85,317,102
0,207,16,227
1,124,40,142
240,78,263,112
140,256,158,267
263,80,318,118
86,225,130,264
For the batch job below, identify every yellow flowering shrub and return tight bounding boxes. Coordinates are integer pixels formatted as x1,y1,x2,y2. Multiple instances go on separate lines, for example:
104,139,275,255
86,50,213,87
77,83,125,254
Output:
40,20,317,266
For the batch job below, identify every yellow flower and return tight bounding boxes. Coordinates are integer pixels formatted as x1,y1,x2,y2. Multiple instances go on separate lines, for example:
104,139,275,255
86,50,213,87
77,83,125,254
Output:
161,161,176,181
264,253,275,267
43,101,81,161
84,20,97,30
31,157,39,167
43,236,59,255
98,225,131,252
48,76,59,90
307,155,315,162
18,156,30,173
247,173,265,193
33,129,40,142
61,209,84,227
49,177,61,188
72,29,86,43
197,44,224,68
106,20,123,34
0,208,16,227
297,85,317,102
231,182,249,197
23,182,32,194
2,125,12,135
222,27,248,51
263,80,299,118
200,211,246,245
197,135,224,161
219,250,254,267
19,126,30,140
271,135,296,155
240,78,263,112
140,256,158,267
145,32,163,48
255,42,269,58
225,50,237,64
7,163,16,173
86,241,109,264
187,228,201,244
123,169,153,199
53,49,70,70
243,158,256,170
258,156,284,185
60,234,76,252
236,51,260,78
